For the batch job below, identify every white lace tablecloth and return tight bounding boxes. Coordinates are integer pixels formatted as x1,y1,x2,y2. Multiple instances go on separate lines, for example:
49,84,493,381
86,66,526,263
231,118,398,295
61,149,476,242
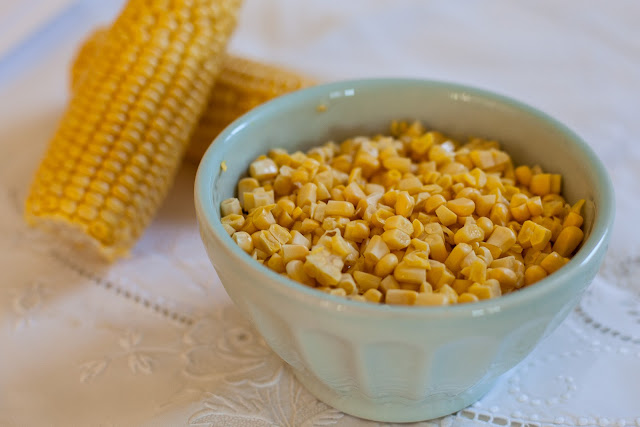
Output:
1,0,639,425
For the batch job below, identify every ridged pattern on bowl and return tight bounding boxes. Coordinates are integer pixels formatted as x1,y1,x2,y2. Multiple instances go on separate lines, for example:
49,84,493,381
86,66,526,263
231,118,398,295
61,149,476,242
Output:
199,221,604,421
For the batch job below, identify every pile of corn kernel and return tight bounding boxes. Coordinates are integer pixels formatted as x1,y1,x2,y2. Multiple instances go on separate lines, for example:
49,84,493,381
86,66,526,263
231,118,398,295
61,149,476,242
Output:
219,121,586,305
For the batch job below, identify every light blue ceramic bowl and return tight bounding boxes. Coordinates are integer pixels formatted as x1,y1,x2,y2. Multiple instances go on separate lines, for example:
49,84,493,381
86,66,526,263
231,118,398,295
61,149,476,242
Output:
194,79,614,422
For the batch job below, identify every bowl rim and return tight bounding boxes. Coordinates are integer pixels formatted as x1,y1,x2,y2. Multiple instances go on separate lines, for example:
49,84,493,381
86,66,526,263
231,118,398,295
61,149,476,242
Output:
195,78,615,319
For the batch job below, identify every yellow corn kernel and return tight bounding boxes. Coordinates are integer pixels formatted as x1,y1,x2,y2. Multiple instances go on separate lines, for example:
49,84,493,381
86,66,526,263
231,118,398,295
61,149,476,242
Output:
309,201,326,223
371,208,394,228
338,274,357,295
446,197,475,217
476,216,494,237
517,220,536,248
452,279,472,295
475,194,496,217
292,168,311,186
273,174,293,196
353,271,382,292
238,177,260,203
404,217,421,238
363,288,383,303
425,194,447,213
342,182,366,206
221,198,242,216
489,202,510,227
383,156,412,173
526,196,543,216
304,247,343,286
530,224,553,252
232,231,253,253
363,235,391,263
524,264,548,286
221,213,245,231
251,208,276,230
379,274,401,294
299,218,320,234
249,158,278,181
290,230,311,248
379,169,400,188
415,292,449,306
454,223,485,244
444,243,473,273
468,280,502,300
423,234,447,263
510,194,531,222
550,174,562,194
409,239,428,253
514,165,533,186
402,251,431,269
394,262,427,285
252,248,268,261
253,230,282,256
410,132,438,158
222,224,236,236
438,284,458,304
276,198,296,215
398,176,423,194
435,205,457,226
458,292,480,304
343,220,370,243
331,234,358,260
325,200,355,218
243,188,275,212
486,226,516,255
571,199,586,214
467,259,487,283
553,226,584,257
374,253,399,277
487,267,519,292
282,244,309,263
267,252,286,273
530,173,552,196
383,215,413,235
539,251,568,274
469,150,495,169
419,281,433,293
327,287,346,297
286,260,314,286
563,211,584,228
395,191,415,217
386,289,418,305
382,229,411,250
297,182,317,207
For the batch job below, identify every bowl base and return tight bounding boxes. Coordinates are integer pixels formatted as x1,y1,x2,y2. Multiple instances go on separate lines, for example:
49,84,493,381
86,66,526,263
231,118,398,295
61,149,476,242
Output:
293,368,495,422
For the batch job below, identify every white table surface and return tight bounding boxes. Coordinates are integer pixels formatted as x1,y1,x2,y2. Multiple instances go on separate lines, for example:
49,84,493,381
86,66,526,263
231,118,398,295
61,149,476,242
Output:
1,0,639,425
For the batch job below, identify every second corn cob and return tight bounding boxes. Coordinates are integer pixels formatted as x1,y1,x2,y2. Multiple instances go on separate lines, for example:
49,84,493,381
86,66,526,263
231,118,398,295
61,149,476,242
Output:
70,27,317,163
25,0,242,260
186,55,316,162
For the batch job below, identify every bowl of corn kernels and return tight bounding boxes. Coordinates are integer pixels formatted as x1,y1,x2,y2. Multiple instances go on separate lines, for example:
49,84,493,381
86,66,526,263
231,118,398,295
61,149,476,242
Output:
194,78,614,422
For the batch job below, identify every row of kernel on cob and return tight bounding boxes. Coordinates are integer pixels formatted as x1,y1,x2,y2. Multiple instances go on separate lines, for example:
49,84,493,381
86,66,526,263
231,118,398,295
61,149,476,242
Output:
25,0,315,260
71,27,316,163
221,121,586,305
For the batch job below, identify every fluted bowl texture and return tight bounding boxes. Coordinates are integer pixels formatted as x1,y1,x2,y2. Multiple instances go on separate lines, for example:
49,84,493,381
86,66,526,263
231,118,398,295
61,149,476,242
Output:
194,79,614,422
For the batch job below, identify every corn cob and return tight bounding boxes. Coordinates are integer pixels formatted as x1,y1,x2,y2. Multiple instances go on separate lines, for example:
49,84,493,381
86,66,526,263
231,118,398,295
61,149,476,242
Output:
70,27,316,163
186,55,316,162
70,27,108,92
25,0,242,260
